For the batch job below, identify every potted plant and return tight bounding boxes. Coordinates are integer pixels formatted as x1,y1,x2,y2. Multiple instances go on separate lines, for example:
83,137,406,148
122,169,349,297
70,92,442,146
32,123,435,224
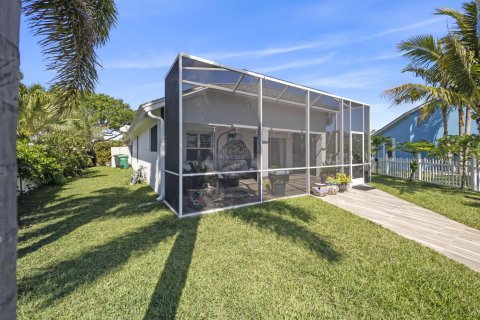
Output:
325,176,339,195
267,170,289,195
325,176,337,185
334,173,351,192
184,162,210,208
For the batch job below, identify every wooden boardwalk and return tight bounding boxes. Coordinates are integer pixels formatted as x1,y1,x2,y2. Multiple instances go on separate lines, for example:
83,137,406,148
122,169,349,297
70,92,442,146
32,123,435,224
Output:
320,185,480,272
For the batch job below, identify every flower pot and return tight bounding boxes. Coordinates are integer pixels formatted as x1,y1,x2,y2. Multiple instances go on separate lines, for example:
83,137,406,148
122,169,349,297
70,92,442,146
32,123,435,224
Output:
327,184,339,195
187,187,208,208
271,182,286,196
225,175,240,187
338,183,347,192
312,185,328,197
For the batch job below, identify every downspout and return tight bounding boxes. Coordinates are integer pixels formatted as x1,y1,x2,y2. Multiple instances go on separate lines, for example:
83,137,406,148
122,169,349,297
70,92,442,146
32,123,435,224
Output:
146,111,165,201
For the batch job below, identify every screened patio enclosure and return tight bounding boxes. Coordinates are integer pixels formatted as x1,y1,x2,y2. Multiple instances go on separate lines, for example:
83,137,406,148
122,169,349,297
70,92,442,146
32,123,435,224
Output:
165,54,370,216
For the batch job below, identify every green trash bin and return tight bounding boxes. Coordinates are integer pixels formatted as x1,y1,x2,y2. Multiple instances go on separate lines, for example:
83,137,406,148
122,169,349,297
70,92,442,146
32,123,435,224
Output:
118,155,129,169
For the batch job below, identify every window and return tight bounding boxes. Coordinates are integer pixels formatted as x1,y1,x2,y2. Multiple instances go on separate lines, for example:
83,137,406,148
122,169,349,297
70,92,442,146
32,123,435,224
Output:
186,132,213,164
150,125,158,152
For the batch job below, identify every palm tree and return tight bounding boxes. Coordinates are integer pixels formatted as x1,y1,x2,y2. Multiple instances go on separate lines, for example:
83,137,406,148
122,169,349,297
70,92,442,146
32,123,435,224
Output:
383,34,454,138
436,1,480,134
0,1,117,319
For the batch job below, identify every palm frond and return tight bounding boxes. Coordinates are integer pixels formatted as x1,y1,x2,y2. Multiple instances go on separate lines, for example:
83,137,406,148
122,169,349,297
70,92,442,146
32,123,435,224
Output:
436,2,479,56
397,34,442,70
383,82,468,107
441,35,480,107
22,0,117,113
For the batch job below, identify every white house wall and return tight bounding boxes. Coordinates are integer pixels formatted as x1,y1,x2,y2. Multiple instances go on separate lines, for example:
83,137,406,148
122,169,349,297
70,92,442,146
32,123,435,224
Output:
183,90,316,170
131,117,162,193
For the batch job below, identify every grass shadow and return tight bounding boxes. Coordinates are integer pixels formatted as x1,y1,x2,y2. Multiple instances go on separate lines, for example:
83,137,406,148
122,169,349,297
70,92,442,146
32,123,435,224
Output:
225,199,340,262
18,184,156,259
19,215,182,308
19,169,339,319
18,169,108,226
371,174,453,195
143,218,200,319
143,199,340,319
464,195,480,201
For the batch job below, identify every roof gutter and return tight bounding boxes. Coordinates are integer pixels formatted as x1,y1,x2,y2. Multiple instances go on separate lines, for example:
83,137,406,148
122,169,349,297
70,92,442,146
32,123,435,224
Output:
146,111,165,201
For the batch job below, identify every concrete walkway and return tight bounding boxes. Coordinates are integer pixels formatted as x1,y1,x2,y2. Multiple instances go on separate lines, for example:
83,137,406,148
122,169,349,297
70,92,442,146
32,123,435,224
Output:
321,185,480,272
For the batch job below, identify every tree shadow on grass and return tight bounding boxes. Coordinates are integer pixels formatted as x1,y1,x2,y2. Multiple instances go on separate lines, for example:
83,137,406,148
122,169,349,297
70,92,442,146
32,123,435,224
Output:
464,195,480,201
18,169,108,226
20,183,339,319
143,218,200,320
18,214,191,308
142,199,340,319
372,174,458,195
17,185,157,259
225,200,340,262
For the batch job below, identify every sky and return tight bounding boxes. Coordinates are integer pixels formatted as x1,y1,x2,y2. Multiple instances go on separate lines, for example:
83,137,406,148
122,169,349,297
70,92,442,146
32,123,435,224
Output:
19,0,462,130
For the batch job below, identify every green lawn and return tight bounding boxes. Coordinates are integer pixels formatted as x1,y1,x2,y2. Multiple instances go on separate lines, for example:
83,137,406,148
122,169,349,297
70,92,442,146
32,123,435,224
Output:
370,174,480,230
18,167,480,319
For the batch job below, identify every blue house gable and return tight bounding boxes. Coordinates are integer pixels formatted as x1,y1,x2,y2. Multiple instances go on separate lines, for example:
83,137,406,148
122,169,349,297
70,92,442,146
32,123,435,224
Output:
374,107,478,158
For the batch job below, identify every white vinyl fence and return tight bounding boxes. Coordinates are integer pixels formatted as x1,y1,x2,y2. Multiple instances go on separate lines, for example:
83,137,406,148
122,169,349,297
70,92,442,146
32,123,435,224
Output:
373,156,479,191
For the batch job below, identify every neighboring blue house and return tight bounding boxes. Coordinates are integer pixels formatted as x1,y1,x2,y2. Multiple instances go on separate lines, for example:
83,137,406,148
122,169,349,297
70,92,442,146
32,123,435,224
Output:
373,106,478,158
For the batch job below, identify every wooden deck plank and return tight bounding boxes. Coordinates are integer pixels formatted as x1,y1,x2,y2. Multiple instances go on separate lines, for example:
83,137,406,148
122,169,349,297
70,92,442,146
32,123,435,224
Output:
320,186,480,272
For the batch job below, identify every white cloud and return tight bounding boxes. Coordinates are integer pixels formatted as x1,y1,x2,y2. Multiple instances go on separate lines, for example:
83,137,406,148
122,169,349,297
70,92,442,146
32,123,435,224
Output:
256,52,336,73
205,42,321,60
300,69,384,89
334,52,403,65
103,17,442,70
358,17,444,42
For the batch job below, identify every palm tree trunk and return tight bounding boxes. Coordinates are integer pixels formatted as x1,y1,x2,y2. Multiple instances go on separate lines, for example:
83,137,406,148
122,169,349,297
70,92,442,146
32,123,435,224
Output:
441,105,449,137
458,107,465,136
465,106,472,135
0,1,21,319
460,106,472,190
457,107,466,188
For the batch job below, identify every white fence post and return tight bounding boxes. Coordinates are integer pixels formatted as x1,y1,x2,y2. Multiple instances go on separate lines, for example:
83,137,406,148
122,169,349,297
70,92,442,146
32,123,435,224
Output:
416,154,422,181
471,157,478,191
376,154,478,192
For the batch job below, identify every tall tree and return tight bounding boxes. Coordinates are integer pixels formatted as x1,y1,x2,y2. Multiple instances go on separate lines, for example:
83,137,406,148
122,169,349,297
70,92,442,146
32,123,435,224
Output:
17,83,80,139
385,2,480,136
383,34,454,138
437,1,480,134
0,1,117,319
82,92,135,143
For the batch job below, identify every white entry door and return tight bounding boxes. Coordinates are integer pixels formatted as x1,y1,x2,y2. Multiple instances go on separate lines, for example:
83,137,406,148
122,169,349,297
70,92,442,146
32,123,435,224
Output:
351,132,364,185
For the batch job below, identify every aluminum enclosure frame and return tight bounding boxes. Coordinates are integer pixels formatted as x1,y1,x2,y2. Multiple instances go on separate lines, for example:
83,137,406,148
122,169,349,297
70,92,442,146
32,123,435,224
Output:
164,53,371,217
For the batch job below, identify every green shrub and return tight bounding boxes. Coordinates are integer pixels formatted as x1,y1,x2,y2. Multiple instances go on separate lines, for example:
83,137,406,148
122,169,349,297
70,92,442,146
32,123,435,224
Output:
17,139,63,184
94,141,124,166
38,132,92,176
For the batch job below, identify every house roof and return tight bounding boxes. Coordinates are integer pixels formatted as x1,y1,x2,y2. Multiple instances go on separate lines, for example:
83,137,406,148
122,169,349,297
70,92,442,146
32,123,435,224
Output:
373,105,422,136
125,98,165,142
